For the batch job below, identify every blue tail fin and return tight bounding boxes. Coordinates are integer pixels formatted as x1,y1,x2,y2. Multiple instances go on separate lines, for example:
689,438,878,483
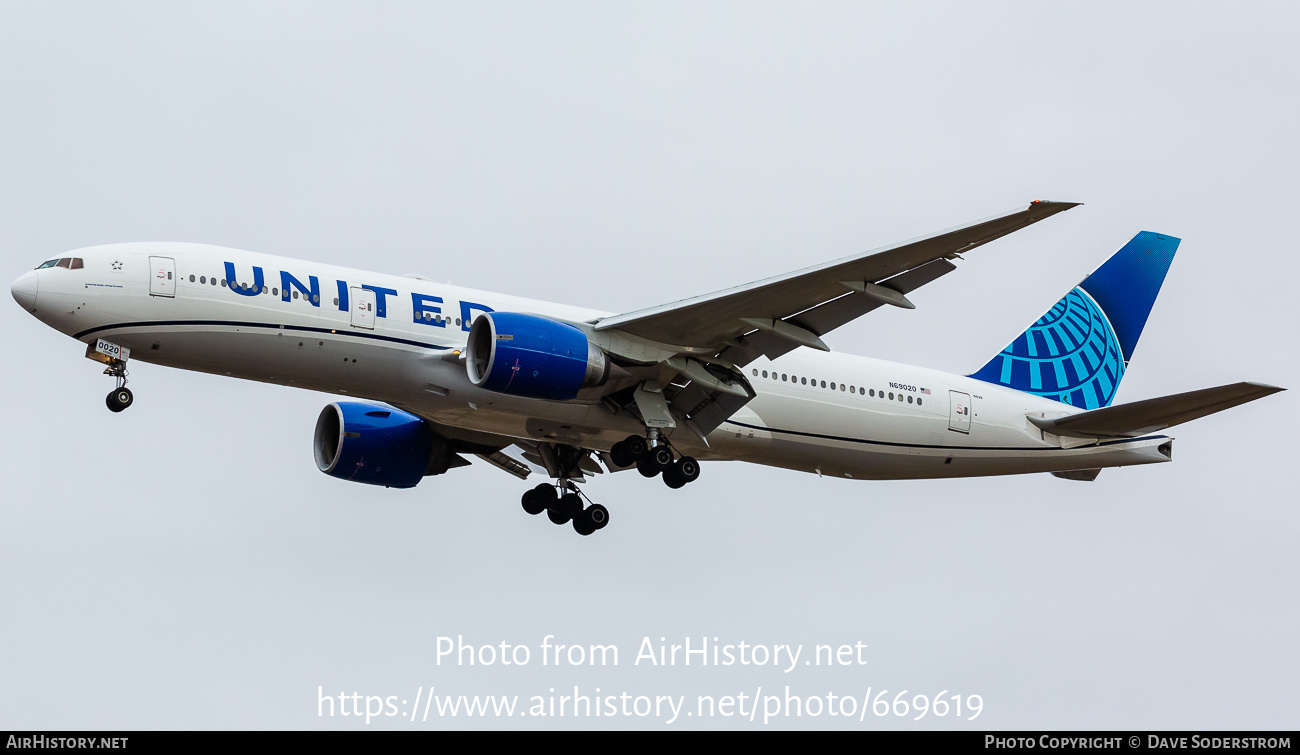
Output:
969,231,1180,408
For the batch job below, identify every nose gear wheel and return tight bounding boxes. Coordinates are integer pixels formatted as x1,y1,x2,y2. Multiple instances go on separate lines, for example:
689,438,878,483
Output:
102,360,134,413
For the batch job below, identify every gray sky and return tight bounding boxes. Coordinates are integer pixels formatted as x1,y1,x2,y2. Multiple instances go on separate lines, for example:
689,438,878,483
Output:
1,1,1296,729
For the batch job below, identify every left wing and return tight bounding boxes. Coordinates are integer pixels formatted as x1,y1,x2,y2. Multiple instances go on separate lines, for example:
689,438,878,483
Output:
595,200,1078,366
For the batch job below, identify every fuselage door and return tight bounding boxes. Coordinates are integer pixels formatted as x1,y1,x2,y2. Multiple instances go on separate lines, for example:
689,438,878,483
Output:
350,287,376,329
948,390,972,433
148,256,176,298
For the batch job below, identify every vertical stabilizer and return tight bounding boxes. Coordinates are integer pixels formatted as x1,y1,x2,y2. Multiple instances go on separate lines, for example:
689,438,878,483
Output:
970,231,1180,408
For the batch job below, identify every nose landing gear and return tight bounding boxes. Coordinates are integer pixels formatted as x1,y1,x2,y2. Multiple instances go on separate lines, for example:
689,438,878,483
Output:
87,340,134,413
104,362,133,413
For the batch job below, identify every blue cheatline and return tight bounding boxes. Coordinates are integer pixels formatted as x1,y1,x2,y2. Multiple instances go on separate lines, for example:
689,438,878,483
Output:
970,231,1180,408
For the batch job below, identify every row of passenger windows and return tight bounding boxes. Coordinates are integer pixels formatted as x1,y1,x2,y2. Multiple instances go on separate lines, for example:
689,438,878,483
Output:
419,312,463,326
751,368,924,406
185,274,463,324
187,274,326,303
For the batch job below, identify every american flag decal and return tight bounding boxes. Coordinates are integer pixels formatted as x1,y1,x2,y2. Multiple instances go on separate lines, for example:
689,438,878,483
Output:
920,387,931,394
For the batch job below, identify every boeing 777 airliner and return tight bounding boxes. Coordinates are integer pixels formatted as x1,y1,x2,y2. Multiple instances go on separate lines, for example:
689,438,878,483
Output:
10,201,1282,535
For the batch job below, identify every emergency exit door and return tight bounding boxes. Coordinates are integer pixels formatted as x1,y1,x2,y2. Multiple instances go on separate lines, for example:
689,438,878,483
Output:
948,390,972,433
148,256,175,297
350,287,376,329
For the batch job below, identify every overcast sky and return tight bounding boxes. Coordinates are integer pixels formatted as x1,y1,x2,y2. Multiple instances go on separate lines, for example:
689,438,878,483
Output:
1,1,1297,730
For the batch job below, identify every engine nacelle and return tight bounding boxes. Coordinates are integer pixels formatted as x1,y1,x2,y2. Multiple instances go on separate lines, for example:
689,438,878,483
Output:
466,312,609,400
314,402,443,488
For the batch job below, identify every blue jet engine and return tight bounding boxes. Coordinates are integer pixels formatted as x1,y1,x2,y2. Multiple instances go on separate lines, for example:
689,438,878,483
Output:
313,402,464,488
466,312,609,400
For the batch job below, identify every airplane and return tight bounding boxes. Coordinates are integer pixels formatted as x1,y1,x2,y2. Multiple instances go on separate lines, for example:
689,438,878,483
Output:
10,201,1283,536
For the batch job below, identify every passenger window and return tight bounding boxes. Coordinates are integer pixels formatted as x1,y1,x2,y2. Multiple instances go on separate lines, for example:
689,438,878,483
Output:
908,395,913,404
782,374,787,381
221,279,227,287
850,386,856,393
293,290,299,299
801,377,807,385
917,398,923,406
456,318,462,326
888,392,894,400
820,380,826,388
200,276,206,284
312,294,319,303
333,298,339,305
869,389,875,397
752,369,758,377
762,370,768,378
189,275,196,282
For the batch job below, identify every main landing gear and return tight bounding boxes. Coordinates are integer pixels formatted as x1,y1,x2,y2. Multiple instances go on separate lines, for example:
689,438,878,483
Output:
104,361,133,413
609,434,701,489
521,482,610,537
515,432,700,536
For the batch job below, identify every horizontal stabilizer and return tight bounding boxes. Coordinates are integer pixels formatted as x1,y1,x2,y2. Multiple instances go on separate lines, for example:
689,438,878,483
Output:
1029,382,1284,439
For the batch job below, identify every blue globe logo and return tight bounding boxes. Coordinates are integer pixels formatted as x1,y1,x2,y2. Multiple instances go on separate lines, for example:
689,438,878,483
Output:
976,287,1125,409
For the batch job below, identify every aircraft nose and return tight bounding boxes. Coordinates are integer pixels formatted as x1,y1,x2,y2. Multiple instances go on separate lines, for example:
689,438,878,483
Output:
11,270,38,311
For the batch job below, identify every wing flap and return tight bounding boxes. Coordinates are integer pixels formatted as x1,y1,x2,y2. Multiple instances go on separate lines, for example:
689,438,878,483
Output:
1030,382,1284,439
719,257,960,366
789,257,957,338
475,450,533,480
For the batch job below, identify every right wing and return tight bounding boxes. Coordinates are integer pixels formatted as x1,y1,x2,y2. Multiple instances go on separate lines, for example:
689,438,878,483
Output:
595,200,1079,366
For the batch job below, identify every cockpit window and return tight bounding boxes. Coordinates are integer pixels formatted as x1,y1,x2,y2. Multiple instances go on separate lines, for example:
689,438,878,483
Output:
36,257,86,270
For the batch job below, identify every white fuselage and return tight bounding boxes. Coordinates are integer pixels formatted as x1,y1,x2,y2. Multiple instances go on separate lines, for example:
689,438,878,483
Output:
14,242,1173,480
